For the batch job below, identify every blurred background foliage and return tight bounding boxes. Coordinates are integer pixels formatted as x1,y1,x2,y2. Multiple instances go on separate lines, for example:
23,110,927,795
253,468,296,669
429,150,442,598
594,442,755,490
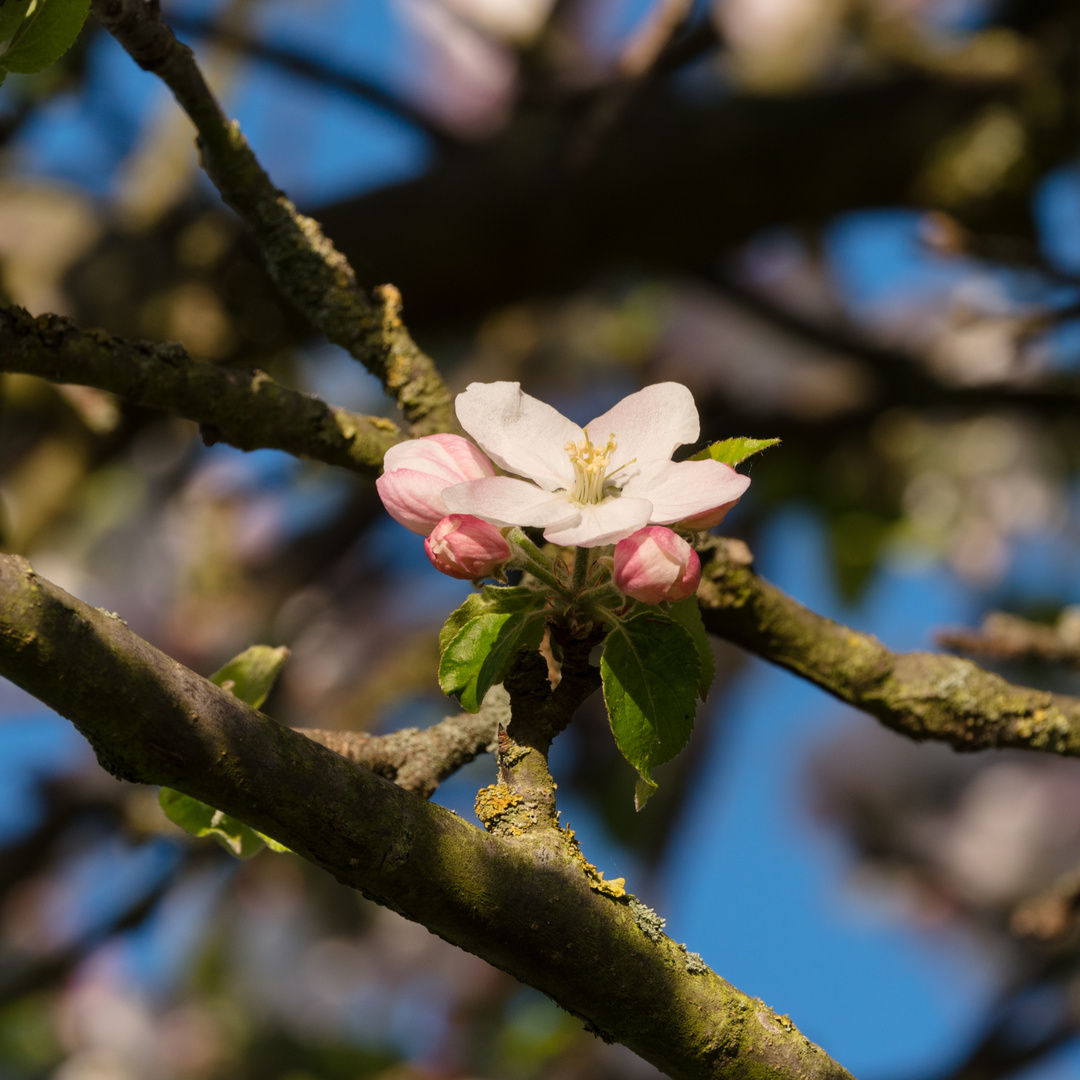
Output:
5,0,1080,1078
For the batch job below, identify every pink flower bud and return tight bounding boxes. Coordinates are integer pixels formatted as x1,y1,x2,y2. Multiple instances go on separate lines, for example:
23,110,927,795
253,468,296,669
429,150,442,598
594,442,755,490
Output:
424,514,510,580
376,434,497,535
676,497,741,532
613,526,701,605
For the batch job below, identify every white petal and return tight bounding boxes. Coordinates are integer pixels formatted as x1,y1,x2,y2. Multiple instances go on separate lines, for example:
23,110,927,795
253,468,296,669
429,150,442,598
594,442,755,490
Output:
543,497,653,548
443,476,580,529
455,382,581,491
585,383,699,468
625,459,751,524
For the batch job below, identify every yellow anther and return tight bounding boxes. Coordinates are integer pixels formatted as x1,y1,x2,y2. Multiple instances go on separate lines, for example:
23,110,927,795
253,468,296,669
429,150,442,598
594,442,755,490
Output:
564,432,628,504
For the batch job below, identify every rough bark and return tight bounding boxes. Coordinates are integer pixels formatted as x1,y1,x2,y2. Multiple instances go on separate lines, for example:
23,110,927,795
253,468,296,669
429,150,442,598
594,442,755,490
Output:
0,305,402,475
697,538,1080,754
91,0,456,436
0,552,853,1080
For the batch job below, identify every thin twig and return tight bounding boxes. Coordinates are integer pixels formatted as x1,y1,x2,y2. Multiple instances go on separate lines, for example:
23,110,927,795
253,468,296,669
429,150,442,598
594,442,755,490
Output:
938,609,1080,669
298,688,510,799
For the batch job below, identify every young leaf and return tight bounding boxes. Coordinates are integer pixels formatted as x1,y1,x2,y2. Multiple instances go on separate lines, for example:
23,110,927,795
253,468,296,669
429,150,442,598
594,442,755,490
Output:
439,591,489,655
690,437,780,466
668,596,715,700
0,0,32,47
439,589,547,712
1,0,91,75
157,643,292,858
601,612,701,809
158,789,271,858
210,644,289,709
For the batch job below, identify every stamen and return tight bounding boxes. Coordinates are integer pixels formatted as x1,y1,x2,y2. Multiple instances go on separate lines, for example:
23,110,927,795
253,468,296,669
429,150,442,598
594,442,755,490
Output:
563,431,629,505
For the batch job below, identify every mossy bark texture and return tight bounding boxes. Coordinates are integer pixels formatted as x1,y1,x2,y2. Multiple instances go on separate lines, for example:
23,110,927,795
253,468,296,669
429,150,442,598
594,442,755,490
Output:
0,552,853,1080
697,538,1080,755
0,305,403,475
90,0,457,436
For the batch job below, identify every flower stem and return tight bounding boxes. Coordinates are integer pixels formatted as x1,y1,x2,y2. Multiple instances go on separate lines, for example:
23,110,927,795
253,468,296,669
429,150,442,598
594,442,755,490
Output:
575,583,625,616
507,529,564,593
572,546,591,594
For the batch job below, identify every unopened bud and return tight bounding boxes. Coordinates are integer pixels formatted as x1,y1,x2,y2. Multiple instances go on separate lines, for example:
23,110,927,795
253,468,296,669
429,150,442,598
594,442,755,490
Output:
613,526,701,604
424,514,510,580
376,434,496,535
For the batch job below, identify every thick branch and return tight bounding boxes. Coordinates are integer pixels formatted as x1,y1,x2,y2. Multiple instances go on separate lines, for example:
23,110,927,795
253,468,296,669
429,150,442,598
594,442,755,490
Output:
697,538,1080,755
91,0,456,435
0,305,402,476
0,552,852,1080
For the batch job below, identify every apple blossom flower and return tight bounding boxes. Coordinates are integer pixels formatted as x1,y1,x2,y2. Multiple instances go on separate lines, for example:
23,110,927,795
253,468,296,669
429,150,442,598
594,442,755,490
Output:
442,382,750,547
613,527,701,604
376,433,497,535
424,514,510,580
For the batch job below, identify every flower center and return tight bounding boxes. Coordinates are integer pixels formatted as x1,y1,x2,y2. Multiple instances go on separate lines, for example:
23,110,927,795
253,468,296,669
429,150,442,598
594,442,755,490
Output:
564,432,634,505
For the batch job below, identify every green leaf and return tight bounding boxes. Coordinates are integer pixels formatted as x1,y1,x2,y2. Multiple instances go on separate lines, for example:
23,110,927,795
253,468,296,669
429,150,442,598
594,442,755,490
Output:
1,0,90,74
439,587,547,712
0,0,32,47
158,789,272,858
209,644,289,708
156,643,292,858
439,590,489,655
601,612,701,809
690,437,780,466
668,596,714,700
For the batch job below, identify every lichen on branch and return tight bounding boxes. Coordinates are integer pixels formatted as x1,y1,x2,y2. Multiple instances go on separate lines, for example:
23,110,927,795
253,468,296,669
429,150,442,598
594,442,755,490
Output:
0,551,853,1080
696,537,1080,755
0,305,403,475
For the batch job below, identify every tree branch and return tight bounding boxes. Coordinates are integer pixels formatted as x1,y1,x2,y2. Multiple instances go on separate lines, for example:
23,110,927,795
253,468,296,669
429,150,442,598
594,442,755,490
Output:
90,0,457,436
0,552,853,1080
697,537,1080,755
298,687,510,798
938,608,1080,668
0,305,403,476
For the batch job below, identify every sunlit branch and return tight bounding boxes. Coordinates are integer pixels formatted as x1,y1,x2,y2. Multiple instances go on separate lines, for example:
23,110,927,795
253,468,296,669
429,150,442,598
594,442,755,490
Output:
90,0,457,436
697,537,1080,755
0,305,403,476
0,552,854,1080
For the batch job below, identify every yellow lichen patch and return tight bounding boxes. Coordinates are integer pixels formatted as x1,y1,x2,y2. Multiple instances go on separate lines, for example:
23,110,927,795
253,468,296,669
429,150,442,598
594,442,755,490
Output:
561,825,630,899
474,783,534,837
587,870,627,899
